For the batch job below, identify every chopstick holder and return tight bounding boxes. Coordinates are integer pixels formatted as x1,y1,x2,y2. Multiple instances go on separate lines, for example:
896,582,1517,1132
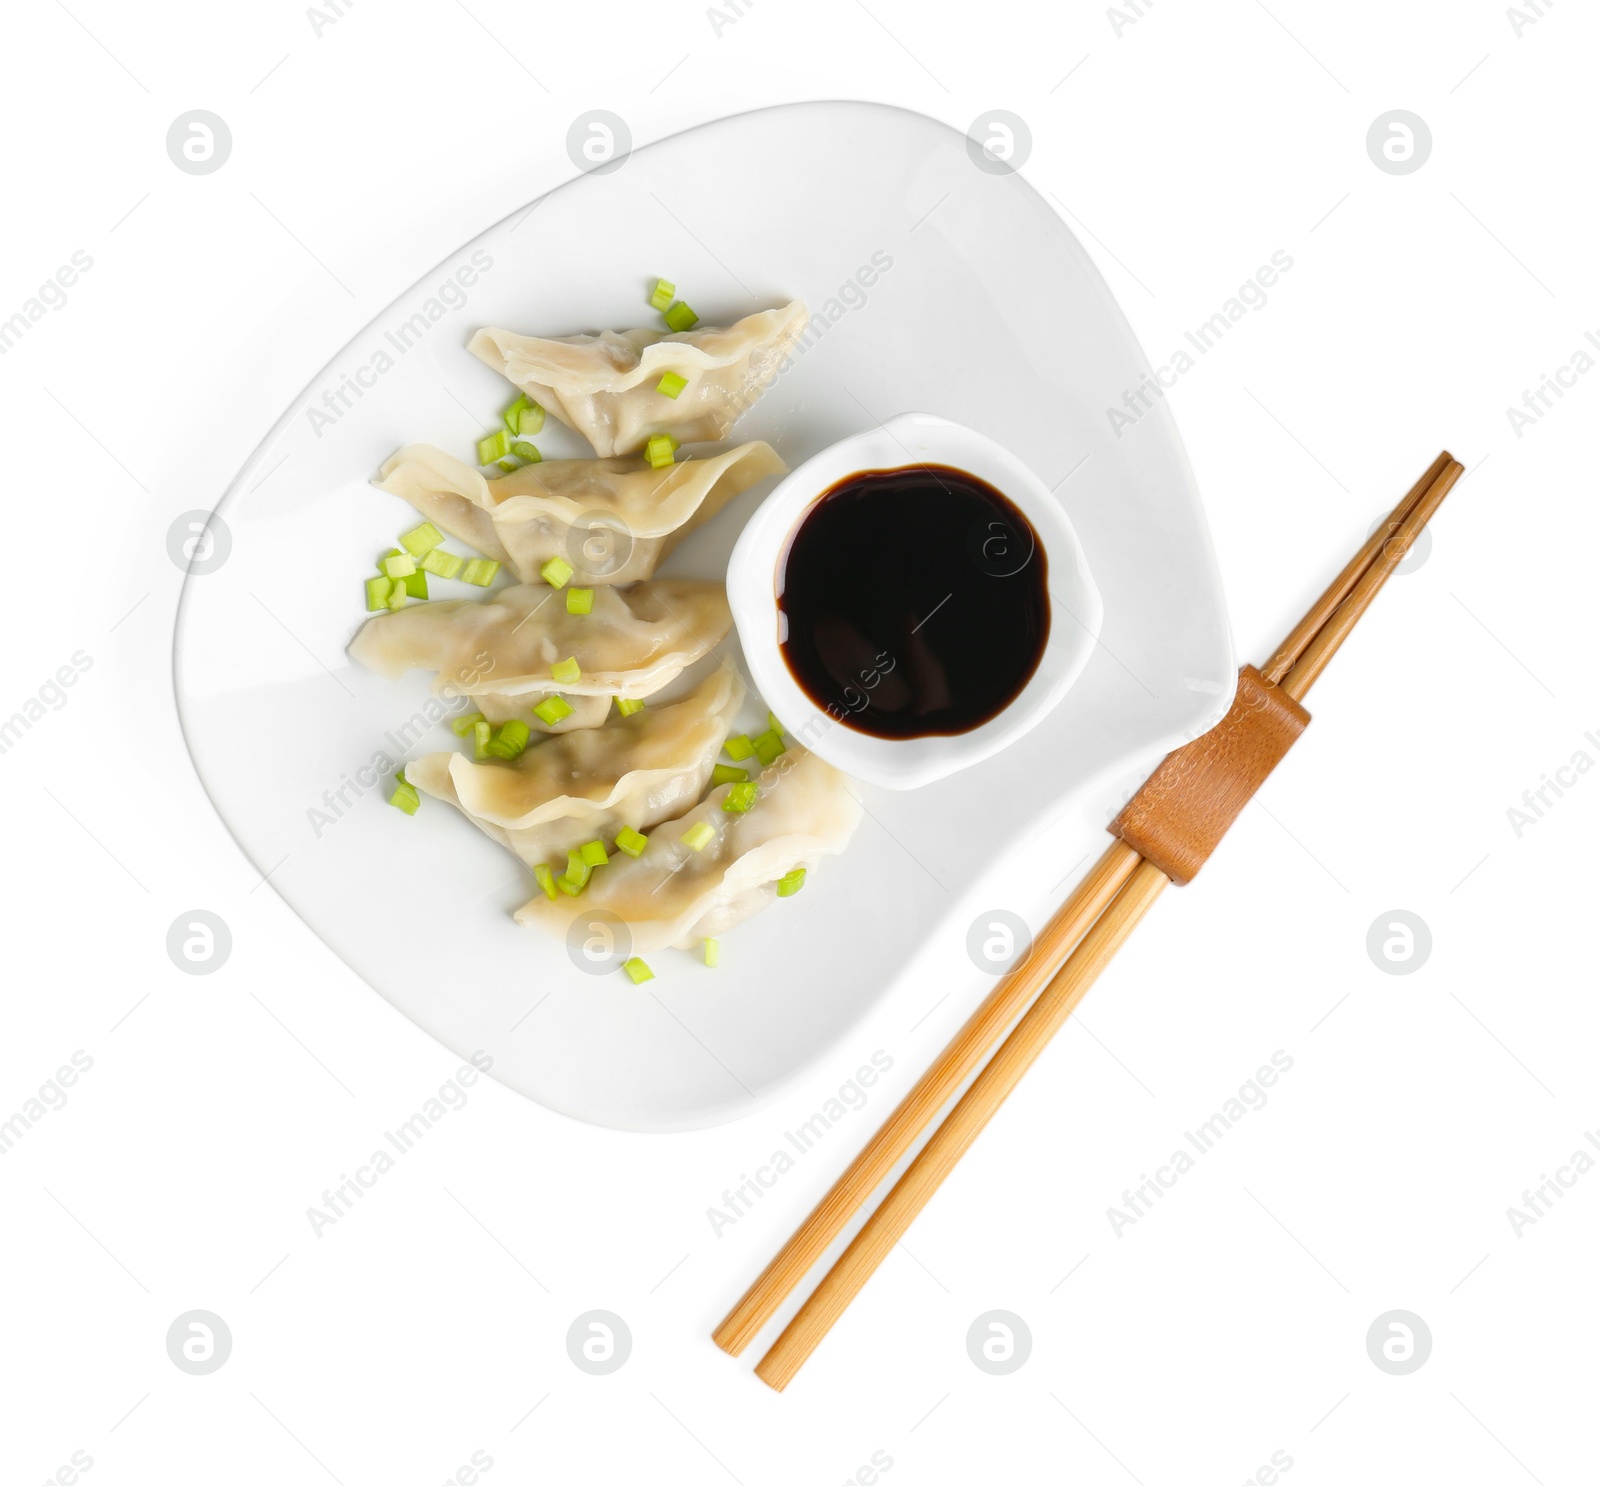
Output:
1110,665,1310,884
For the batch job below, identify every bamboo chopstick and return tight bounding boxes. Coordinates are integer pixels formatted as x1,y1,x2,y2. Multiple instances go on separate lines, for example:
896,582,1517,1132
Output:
755,860,1169,1390
724,451,1460,1388
712,837,1141,1356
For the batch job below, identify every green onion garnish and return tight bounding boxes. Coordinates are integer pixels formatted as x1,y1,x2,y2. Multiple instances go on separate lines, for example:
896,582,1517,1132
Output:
389,772,421,815
511,441,542,464
473,719,491,759
382,551,417,579
516,402,544,436
495,456,521,472
614,697,645,718
486,719,530,759
402,569,428,600
532,863,558,900
722,781,758,813
551,656,582,684
566,587,594,615
753,729,786,766
711,764,748,786
555,874,584,897
579,839,609,868
540,556,574,589
503,395,530,435
645,434,678,469
776,867,807,898
533,695,574,726
656,371,687,399
366,575,392,611
461,558,500,587
649,278,676,312
421,547,464,580
451,711,485,736
563,849,592,890
622,956,654,984
400,522,443,558
664,301,699,332
615,826,648,858
768,711,784,735
703,937,719,968
385,584,409,611
478,428,512,465
681,820,715,852
724,734,755,761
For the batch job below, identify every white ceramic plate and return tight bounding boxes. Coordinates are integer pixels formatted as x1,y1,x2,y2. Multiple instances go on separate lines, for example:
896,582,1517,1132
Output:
174,101,1234,1132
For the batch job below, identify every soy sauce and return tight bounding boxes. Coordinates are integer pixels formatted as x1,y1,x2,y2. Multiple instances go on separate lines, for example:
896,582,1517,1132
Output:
778,464,1050,739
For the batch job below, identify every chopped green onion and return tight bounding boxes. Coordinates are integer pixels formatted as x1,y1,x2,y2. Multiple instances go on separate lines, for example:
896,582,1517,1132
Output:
495,456,521,472
421,547,464,580
382,551,416,579
366,575,392,611
566,587,594,615
615,826,648,858
516,401,544,436
563,849,592,890
389,775,421,814
502,395,530,434
386,584,409,610
776,867,807,898
540,556,574,589
402,569,428,599
724,734,755,761
703,937,719,968
649,277,676,312
681,820,715,852
451,711,485,736
656,371,688,398
533,695,574,726
645,433,678,469
579,839,609,868
622,956,654,984
722,781,758,813
461,557,500,587
556,874,585,897
768,710,784,736
511,440,542,464
532,863,558,900
664,300,699,332
473,719,492,759
753,729,786,766
551,656,582,684
400,522,443,558
486,719,530,759
614,697,646,718
711,763,748,786
478,428,512,464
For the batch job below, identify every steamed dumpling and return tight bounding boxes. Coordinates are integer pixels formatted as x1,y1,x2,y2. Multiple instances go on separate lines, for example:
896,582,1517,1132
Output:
468,301,810,457
375,441,785,585
405,671,743,867
348,579,732,731
515,747,861,951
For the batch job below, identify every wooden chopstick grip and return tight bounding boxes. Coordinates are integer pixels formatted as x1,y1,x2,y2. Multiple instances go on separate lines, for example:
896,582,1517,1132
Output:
712,838,1141,1356
755,861,1171,1391
1109,665,1310,884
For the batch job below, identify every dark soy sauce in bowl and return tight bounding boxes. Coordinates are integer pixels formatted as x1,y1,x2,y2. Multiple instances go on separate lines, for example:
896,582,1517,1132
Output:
777,464,1050,739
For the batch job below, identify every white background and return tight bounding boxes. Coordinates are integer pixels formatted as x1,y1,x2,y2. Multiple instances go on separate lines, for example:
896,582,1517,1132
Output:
2,1,1596,1483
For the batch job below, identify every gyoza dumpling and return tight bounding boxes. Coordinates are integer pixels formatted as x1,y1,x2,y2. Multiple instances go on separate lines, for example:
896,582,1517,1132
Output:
468,301,809,457
405,671,742,866
375,441,785,585
516,747,861,951
348,579,732,732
